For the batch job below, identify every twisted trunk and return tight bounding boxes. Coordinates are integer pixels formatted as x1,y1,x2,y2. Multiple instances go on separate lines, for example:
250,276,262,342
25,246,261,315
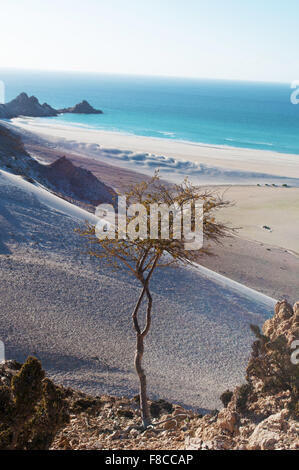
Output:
132,256,158,428
135,333,151,427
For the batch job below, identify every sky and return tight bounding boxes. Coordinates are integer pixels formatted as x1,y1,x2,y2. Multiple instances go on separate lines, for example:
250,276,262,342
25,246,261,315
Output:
0,0,298,82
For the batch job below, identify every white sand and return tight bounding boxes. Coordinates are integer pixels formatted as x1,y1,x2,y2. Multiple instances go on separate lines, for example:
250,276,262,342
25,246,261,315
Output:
0,168,274,410
10,117,299,185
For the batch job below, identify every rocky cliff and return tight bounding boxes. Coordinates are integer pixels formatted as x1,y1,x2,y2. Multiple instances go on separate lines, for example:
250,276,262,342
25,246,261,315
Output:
184,300,299,450
0,301,297,450
0,92,57,118
40,156,116,206
0,93,103,119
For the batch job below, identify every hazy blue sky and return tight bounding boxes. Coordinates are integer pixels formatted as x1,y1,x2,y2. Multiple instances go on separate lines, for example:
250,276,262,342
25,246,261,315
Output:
1,0,298,82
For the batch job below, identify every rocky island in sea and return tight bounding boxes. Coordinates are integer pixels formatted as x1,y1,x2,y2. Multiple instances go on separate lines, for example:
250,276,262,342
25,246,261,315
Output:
58,100,103,114
0,92,103,119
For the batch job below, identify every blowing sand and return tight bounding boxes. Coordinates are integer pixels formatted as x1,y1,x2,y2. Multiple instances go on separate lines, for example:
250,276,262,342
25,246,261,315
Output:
0,169,274,410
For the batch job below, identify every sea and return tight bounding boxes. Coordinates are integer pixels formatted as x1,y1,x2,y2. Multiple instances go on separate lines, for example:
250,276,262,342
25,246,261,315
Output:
1,68,299,155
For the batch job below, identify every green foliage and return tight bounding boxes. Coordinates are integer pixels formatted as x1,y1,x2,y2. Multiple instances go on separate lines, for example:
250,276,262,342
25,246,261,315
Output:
220,389,233,408
150,399,173,418
0,357,69,450
78,174,233,428
12,356,45,421
71,397,100,413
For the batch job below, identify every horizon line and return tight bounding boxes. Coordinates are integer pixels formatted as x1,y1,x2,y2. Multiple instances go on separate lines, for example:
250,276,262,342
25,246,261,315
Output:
0,65,293,86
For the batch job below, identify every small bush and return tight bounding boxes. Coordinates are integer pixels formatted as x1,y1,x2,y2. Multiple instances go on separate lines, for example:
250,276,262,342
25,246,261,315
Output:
0,357,69,450
220,389,233,408
117,409,134,419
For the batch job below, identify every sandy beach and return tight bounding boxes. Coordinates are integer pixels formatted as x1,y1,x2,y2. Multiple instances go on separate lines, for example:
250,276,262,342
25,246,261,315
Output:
7,119,299,257
10,117,299,185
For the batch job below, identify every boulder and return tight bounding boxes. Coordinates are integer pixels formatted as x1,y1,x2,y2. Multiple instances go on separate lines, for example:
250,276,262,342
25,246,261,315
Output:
247,412,288,450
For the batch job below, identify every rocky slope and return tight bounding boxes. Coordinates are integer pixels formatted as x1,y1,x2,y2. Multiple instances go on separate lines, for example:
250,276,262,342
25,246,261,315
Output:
58,100,103,114
0,93,102,119
0,123,116,206
53,300,299,450
40,156,116,206
1,301,297,450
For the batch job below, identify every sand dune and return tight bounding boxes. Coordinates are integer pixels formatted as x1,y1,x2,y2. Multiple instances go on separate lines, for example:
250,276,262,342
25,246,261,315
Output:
0,169,273,410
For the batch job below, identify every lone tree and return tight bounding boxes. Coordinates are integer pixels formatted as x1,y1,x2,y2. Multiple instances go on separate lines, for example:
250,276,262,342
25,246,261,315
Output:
79,174,232,428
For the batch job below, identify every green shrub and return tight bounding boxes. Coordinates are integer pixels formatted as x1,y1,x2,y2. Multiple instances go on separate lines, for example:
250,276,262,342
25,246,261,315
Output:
236,383,252,413
0,357,69,450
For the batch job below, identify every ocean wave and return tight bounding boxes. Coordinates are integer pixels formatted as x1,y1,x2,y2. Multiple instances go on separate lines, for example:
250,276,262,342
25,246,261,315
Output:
224,137,274,147
157,131,176,137
12,116,299,157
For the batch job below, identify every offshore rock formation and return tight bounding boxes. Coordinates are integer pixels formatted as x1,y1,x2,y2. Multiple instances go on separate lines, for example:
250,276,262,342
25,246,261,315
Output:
0,93,103,119
0,92,57,118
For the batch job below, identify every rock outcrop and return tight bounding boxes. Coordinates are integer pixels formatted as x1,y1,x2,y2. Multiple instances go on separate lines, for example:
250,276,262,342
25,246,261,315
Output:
58,100,103,114
0,93,103,119
0,123,32,159
0,123,115,206
263,300,299,346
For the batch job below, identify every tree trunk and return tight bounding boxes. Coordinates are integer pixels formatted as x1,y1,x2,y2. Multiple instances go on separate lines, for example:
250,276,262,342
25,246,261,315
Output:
132,255,159,428
135,333,151,428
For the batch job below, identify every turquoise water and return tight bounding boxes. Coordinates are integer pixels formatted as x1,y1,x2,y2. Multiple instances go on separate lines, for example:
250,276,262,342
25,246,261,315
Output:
1,69,299,154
